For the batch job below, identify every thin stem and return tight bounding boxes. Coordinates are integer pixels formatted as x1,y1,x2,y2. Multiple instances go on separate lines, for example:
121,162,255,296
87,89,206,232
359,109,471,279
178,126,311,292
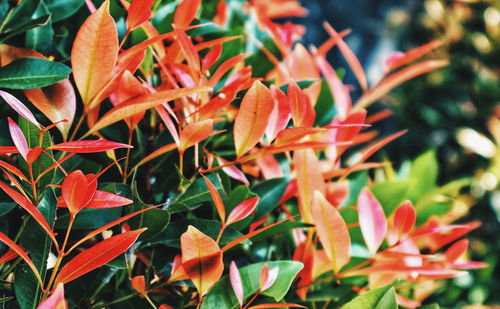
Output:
69,113,86,142
119,30,131,50
215,224,226,243
144,294,158,309
179,151,184,175
122,132,134,183
28,166,38,204
242,291,261,309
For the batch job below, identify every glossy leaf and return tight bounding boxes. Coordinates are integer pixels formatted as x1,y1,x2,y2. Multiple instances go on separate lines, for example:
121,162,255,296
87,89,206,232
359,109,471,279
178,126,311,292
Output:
180,225,224,295
234,81,274,157
226,197,259,226
229,261,243,307
55,229,146,284
8,118,29,160
0,58,71,90
358,187,387,255
341,281,400,309
127,0,155,31
61,171,97,214
260,264,279,291
37,283,67,309
131,276,147,296
0,232,42,286
48,140,133,153
0,90,40,127
311,191,351,272
203,174,226,224
71,0,118,104
294,149,324,223
179,120,219,153
174,0,202,28
387,200,415,246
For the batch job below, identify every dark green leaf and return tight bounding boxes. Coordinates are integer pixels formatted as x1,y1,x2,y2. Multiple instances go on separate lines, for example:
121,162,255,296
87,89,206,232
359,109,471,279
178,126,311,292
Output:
45,0,84,22
26,1,54,54
168,174,226,213
252,177,288,219
0,57,71,89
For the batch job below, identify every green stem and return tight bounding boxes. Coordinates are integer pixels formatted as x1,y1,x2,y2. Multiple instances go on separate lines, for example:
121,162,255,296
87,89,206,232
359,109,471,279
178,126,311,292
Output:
90,293,137,309
122,132,134,183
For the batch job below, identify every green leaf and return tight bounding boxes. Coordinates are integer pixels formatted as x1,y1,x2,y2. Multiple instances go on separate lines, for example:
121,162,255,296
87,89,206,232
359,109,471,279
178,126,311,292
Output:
250,221,312,243
0,202,16,217
56,207,122,230
0,57,71,89
26,1,54,54
145,218,249,248
419,304,440,309
252,177,289,219
169,174,226,213
15,188,56,309
370,180,410,216
45,0,84,22
341,280,400,309
18,117,55,187
128,183,170,240
408,150,438,202
201,261,303,309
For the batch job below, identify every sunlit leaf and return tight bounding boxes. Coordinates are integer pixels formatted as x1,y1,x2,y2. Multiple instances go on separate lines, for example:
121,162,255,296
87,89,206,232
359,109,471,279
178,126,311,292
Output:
358,187,387,255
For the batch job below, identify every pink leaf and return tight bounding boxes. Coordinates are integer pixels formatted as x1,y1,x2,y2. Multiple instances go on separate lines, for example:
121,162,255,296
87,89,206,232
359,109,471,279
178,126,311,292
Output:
226,197,259,225
358,187,387,255
229,261,243,307
217,157,249,185
7,118,29,160
260,264,279,291
0,91,41,128
37,283,67,309
387,200,416,246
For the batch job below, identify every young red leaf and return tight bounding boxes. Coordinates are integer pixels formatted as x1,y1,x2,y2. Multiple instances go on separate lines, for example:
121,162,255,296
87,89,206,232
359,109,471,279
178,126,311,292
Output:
127,0,155,31
85,87,210,137
311,191,351,272
61,171,97,214
173,0,202,28
169,254,189,282
24,80,76,140
179,120,220,153
229,261,243,307
71,0,118,105
58,190,132,209
323,22,367,90
215,156,249,185
0,182,56,244
445,239,469,264
56,229,146,284
0,232,43,286
358,187,387,255
202,44,223,72
226,196,259,225
131,275,147,296
265,85,291,142
259,264,279,291
325,181,349,208
0,91,41,128
48,140,133,153
7,117,29,160
294,149,325,223
180,226,224,295
0,160,27,181
234,81,274,157
202,174,226,224
249,304,306,309
37,283,67,309
385,40,443,72
26,147,43,166
0,146,18,154
0,248,18,264
387,200,416,246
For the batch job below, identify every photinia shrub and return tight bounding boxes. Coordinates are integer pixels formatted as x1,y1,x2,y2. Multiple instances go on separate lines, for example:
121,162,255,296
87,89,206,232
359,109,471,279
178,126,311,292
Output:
0,0,487,308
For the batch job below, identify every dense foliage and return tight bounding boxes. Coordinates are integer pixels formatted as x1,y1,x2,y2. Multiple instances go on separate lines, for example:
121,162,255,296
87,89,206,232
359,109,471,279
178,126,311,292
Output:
0,0,490,308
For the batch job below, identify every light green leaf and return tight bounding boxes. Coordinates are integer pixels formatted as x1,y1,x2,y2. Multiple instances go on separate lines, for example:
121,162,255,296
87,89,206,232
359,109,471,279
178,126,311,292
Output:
341,280,400,309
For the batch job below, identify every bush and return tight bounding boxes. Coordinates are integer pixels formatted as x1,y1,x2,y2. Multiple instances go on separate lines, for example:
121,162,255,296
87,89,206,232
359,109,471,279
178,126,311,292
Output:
0,0,488,308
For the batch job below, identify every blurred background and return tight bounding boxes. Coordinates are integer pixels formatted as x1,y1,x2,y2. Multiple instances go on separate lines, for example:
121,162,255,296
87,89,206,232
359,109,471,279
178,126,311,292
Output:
295,0,499,306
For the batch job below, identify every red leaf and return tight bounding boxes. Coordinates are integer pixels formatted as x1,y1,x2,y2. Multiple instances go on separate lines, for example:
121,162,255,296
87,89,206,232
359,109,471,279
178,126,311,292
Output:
287,81,315,127
294,149,325,223
234,81,274,157
0,249,18,264
57,190,132,209
174,0,202,28
226,197,259,225
358,187,387,255
265,85,291,142
445,239,469,264
127,0,155,31
387,200,416,246
0,146,18,154
37,283,67,309
26,147,43,166
61,171,97,214
55,229,146,284
385,40,443,72
202,44,222,72
131,275,147,296
48,140,133,153
229,261,243,307
7,117,29,160
0,91,40,127
179,120,220,153
180,226,224,295
0,182,56,244
216,156,249,185
311,191,351,272
202,174,226,224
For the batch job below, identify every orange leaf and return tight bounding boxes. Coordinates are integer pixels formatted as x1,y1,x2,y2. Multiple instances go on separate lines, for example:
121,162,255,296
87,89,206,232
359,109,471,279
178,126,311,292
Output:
259,264,279,291
234,81,274,157
385,40,443,72
0,232,43,286
265,85,291,142
71,0,118,104
173,0,202,28
127,0,155,31
387,200,416,246
445,239,468,264
131,275,147,296
180,226,224,295
48,140,132,153
61,171,97,214
24,80,76,140
293,149,325,223
37,283,67,309
55,229,146,284
202,174,226,224
84,87,210,137
179,120,220,153
311,191,351,272
288,81,315,127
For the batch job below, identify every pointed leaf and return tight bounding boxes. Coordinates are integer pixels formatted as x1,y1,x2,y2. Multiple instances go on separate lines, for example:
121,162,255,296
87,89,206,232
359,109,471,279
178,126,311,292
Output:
7,117,29,160
358,187,387,255
179,120,219,152
226,197,259,225
174,0,201,28
234,81,274,157
288,81,315,127
202,175,226,224
229,261,243,307
131,276,147,296
294,149,325,223
127,0,155,31
260,264,279,291
37,283,67,309
48,140,133,153
311,191,350,272
0,58,71,90
0,90,40,127
387,200,415,246
55,229,145,284
61,171,97,214
71,0,118,104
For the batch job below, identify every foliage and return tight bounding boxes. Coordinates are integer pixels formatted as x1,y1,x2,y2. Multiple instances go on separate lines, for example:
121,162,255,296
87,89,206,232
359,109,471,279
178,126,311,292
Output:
0,0,489,308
